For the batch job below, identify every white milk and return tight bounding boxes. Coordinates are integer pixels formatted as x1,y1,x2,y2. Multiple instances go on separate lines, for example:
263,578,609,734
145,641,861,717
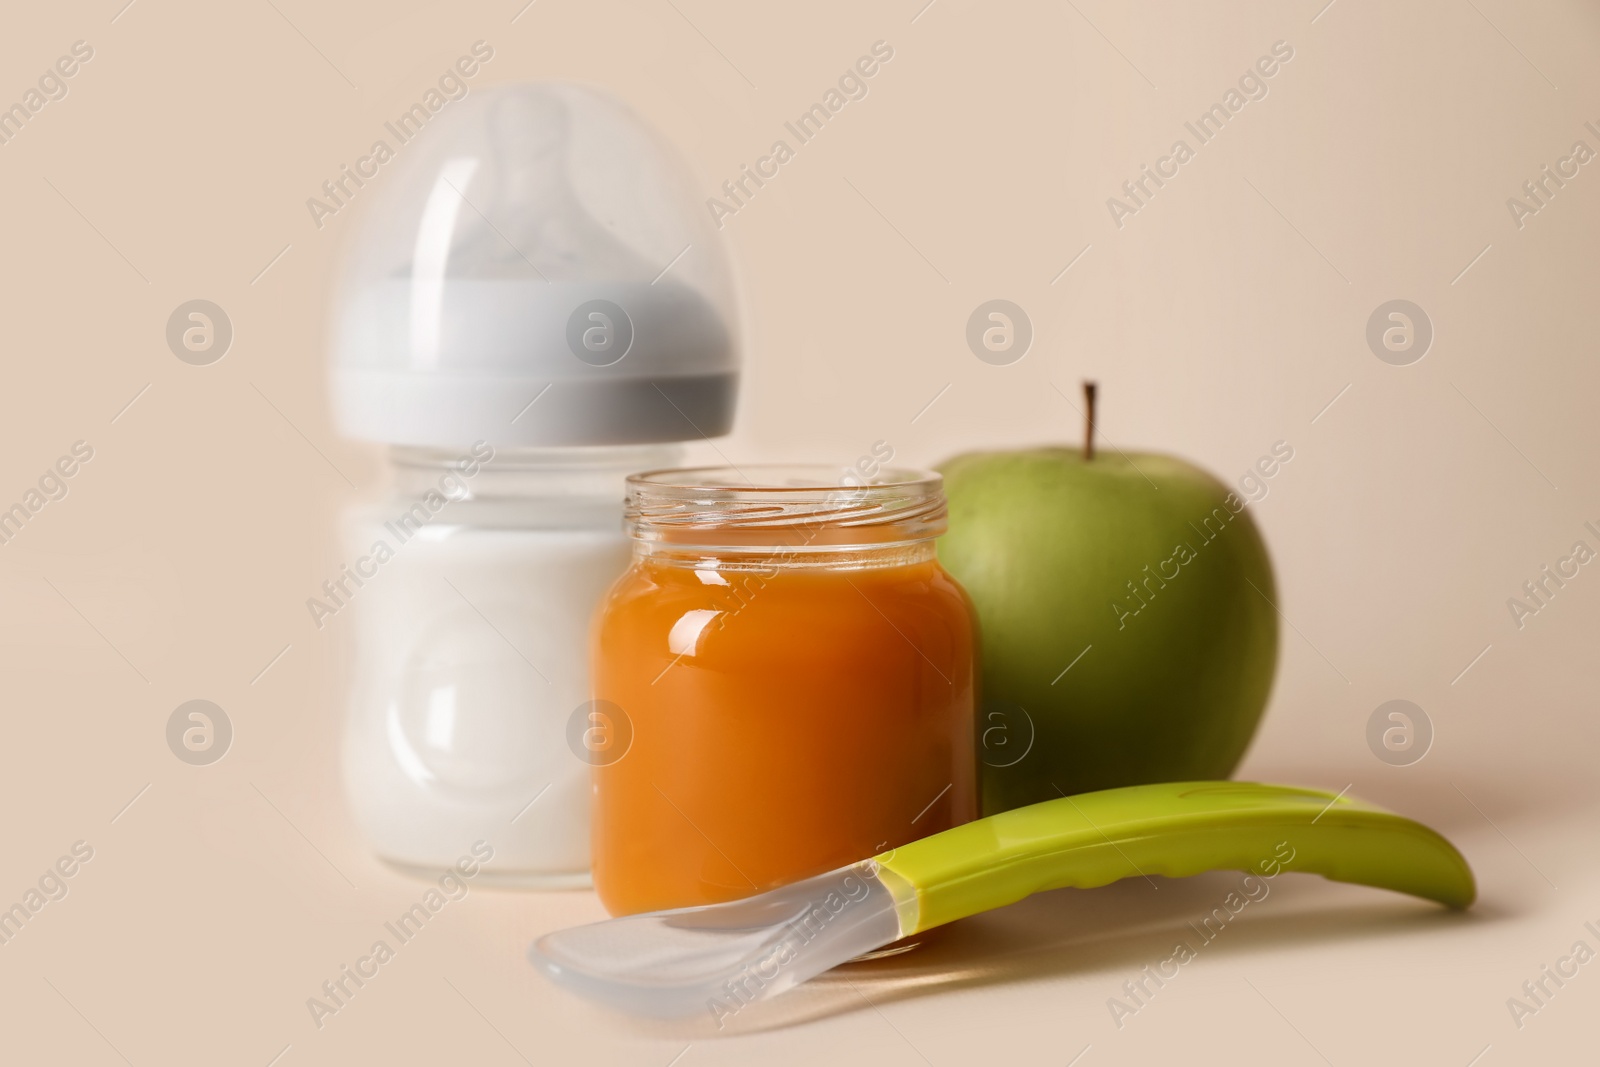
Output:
339,447,670,884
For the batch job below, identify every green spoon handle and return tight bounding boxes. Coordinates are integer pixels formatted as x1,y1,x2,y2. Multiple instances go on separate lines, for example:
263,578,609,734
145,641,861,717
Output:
874,781,1476,934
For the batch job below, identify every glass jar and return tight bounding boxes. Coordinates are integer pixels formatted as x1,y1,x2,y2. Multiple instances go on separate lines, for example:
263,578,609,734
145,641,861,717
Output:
590,466,979,915
340,442,680,886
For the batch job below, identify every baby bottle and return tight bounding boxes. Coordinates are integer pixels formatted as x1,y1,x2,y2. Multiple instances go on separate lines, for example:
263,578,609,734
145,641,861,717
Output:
327,83,740,884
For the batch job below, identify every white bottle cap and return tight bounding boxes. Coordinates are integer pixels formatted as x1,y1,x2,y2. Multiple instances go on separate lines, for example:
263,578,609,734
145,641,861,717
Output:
330,83,739,447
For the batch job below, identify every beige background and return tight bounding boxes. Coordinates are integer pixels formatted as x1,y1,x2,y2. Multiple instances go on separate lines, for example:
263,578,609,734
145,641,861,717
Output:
2,0,1597,1063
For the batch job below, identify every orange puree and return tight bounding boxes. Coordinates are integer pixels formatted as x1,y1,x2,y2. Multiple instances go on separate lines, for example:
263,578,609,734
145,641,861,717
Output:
592,553,977,916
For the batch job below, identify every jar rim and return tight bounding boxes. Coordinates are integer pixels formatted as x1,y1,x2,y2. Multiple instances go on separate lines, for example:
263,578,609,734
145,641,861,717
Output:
628,464,940,493
625,464,946,546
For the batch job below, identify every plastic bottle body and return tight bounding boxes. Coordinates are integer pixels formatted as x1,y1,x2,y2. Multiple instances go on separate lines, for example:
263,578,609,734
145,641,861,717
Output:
341,444,679,885
326,84,742,885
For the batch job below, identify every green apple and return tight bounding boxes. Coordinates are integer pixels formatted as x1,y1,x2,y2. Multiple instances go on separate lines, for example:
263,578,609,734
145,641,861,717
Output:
937,395,1279,814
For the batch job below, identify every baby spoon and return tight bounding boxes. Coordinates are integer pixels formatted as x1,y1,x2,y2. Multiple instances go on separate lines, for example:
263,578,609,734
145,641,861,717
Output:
530,781,1474,1018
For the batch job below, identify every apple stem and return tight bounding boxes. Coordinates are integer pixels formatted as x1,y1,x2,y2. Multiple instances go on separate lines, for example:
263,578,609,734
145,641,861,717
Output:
1083,380,1097,461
